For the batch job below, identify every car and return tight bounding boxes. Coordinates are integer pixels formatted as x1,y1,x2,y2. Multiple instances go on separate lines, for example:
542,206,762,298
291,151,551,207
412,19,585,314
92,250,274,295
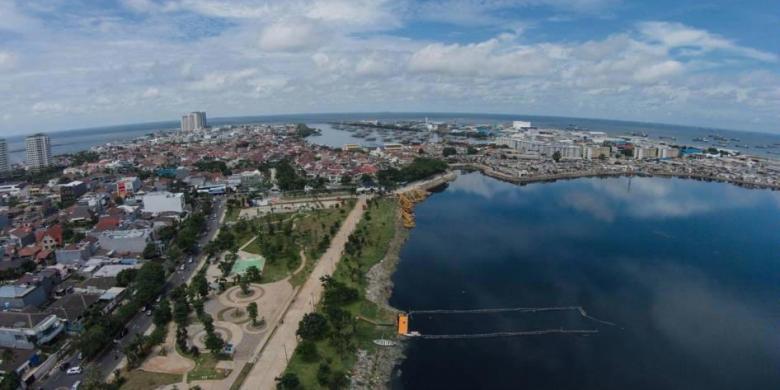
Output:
155,296,162,303
146,310,152,316
72,380,81,390
66,366,82,375
179,264,186,271
188,257,194,264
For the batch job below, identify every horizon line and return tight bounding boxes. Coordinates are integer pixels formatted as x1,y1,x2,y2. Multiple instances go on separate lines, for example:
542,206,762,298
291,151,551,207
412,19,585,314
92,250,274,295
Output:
2,111,778,139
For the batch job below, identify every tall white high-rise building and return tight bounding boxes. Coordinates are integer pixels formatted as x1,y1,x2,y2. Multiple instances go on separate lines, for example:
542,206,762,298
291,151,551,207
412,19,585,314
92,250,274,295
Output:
25,133,52,170
0,138,9,174
180,112,207,131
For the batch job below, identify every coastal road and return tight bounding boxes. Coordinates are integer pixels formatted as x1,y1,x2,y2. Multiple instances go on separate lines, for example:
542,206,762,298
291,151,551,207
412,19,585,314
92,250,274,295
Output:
35,197,226,390
240,196,367,390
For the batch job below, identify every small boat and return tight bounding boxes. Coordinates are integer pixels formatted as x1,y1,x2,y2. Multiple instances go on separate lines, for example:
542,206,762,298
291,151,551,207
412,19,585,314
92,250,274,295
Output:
373,339,397,347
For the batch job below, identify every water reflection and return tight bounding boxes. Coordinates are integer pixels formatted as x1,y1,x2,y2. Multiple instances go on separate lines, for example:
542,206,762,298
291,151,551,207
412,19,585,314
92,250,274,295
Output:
391,172,780,390
452,172,779,221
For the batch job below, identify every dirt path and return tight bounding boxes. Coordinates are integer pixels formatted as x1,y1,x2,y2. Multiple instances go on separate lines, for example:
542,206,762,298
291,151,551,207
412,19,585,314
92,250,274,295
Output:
140,325,195,374
240,196,367,390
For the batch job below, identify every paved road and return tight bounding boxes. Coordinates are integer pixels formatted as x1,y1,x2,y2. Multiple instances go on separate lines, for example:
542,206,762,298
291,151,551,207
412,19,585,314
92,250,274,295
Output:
36,197,226,390
241,196,367,390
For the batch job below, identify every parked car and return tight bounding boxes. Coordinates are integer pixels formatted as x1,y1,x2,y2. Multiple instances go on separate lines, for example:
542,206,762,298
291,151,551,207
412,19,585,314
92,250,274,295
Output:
66,366,82,375
72,380,81,390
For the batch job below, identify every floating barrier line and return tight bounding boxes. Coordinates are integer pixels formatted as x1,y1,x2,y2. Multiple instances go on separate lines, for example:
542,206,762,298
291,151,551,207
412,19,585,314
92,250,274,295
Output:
418,328,599,339
408,306,616,327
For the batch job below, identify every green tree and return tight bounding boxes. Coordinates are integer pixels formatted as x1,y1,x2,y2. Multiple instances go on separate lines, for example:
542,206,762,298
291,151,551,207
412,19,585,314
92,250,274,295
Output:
143,242,159,259
0,371,19,390
77,324,109,359
135,262,166,303
247,302,258,326
296,312,329,341
297,340,319,363
116,268,138,287
552,151,562,162
316,363,332,386
166,245,184,264
245,266,261,283
204,332,224,356
153,299,172,327
173,297,190,327
238,276,251,296
467,146,478,155
275,373,302,390
442,147,457,157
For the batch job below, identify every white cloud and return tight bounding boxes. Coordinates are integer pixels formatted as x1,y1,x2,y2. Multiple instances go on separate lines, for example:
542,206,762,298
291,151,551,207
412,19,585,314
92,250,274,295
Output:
189,68,257,91
0,51,17,69
633,60,684,82
408,38,555,78
32,101,67,114
638,21,778,63
1,1,779,135
258,22,323,52
142,87,161,98
355,55,396,77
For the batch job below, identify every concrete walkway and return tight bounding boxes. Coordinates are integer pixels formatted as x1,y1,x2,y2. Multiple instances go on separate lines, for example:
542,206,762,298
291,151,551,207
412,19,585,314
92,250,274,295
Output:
240,196,368,390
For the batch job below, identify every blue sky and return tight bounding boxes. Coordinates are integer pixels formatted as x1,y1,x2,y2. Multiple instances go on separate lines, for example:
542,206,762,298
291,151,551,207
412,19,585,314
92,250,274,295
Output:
0,0,778,135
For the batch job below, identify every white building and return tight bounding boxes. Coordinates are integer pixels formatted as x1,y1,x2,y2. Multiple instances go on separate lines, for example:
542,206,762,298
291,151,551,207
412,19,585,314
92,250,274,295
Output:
634,146,658,160
142,191,186,215
25,133,52,169
658,147,680,159
582,145,612,160
181,112,207,132
0,138,9,174
96,229,151,254
499,136,582,159
0,313,64,349
512,121,532,130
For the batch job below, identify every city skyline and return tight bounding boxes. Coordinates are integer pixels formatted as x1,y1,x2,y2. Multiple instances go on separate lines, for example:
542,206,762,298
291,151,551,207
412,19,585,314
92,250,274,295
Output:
1,1,779,136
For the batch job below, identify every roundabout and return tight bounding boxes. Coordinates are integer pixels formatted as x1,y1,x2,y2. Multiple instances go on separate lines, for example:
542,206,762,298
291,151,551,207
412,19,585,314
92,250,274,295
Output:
223,284,265,305
217,307,251,324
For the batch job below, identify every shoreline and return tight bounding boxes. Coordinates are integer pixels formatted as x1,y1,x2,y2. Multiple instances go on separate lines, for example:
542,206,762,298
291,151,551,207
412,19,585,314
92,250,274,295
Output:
351,173,458,389
454,163,780,191
351,213,409,389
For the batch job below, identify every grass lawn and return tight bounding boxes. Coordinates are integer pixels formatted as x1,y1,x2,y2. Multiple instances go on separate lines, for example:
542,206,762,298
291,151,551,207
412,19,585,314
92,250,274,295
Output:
283,198,399,388
238,199,356,285
120,370,182,390
187,354,231,382
225,206,240,222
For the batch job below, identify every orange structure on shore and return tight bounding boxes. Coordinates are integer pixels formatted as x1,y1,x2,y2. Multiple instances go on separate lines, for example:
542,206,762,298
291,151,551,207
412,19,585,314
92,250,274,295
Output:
397,313,409,335
399,189,429,228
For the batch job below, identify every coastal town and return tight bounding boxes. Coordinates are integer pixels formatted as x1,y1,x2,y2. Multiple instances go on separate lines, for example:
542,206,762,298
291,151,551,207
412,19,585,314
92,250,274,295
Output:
0,114,778,390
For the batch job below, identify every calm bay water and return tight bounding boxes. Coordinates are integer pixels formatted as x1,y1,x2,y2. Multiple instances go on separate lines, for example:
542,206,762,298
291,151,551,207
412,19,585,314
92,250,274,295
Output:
389,173,780,390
